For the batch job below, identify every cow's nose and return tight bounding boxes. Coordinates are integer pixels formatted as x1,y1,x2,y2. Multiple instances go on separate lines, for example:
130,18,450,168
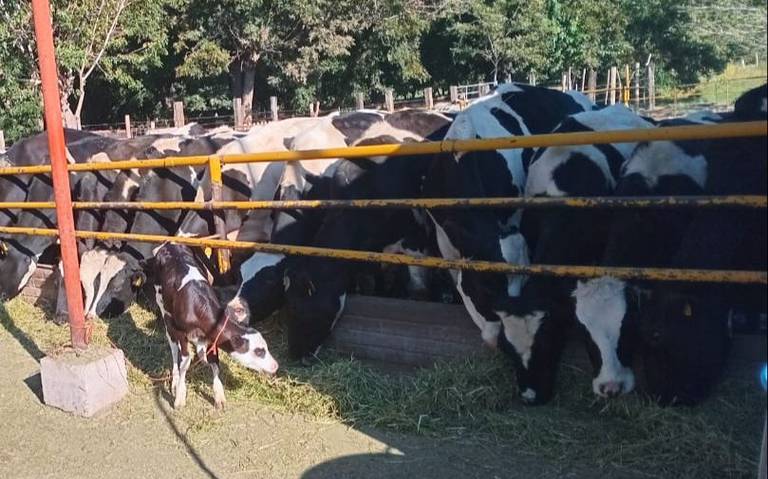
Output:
598,381,623,398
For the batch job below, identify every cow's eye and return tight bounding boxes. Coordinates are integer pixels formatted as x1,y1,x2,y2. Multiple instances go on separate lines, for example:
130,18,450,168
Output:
253,347,266,358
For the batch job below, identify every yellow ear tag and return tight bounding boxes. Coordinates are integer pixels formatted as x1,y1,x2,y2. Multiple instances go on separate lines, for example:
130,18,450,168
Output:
133,276,144,288
0,241,8,256
683,303,692,317
204,247,213,258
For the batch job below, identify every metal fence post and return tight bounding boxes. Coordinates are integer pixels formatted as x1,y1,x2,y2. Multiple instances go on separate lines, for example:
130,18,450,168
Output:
208,155,230,273
31,0,88,348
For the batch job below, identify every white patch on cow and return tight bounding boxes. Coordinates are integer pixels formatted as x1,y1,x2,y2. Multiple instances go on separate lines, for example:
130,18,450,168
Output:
239,253,285,283
229,332,279,374
163,328,180,391
154,285,169,317
429,214,461,262
150,136,185,153
496,310,544,368
573,277,635,397
178,265,208,291
193,337,208,362
16,256,41,292
330,293,347,332
174,352,193,408
623,142,707,189
454,271,499,346
80,249,127,316
520,388,537,402
499,230,529,297
211,362,226,408
761,98,767,113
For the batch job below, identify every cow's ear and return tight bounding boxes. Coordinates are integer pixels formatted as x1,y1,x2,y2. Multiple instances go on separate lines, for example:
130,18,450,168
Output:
0,241,8,258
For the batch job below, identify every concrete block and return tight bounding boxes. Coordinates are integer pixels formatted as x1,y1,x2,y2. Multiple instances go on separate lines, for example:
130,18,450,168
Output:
40,347,128,417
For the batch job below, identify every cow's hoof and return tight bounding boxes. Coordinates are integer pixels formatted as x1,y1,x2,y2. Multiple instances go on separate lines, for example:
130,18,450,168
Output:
52,314,69,326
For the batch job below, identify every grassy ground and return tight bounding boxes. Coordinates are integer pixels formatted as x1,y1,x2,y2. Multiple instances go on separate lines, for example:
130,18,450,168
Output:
1,296,765,478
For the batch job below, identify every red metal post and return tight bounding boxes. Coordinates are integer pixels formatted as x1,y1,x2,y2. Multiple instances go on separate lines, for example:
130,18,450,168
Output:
31,0,88,349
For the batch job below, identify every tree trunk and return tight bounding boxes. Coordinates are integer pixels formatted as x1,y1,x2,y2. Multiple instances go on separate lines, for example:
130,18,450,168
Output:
229,61,243,103
241,63,256,127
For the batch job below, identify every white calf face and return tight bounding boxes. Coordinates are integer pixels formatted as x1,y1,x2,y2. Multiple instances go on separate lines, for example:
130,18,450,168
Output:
573,277,635,398
229,331,279,375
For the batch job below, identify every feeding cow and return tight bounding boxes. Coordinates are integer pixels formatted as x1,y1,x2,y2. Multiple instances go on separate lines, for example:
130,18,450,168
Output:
149,242,278,410
279,110,453,360
420,83,594,403
576,83,767,405
516,104,656,402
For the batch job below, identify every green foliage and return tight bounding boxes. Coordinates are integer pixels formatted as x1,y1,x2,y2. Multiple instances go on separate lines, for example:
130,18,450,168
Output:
0,0,765,140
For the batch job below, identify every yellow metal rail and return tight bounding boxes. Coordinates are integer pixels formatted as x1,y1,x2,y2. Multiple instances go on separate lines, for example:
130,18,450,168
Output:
0,121,765,176
1,195,766,211
0,226,765,285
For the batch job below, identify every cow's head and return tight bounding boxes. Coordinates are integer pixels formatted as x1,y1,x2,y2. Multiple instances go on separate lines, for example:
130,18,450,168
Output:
282,263,347,361
80,248,145,319
639,286,730,406
226,252,287,324
572,277,638,398
0,240,37,300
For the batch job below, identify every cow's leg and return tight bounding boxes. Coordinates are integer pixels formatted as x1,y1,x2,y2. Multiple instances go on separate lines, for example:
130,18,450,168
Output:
208,352,225,410
174,340,192,409
53,261,69,325
164,328,180,393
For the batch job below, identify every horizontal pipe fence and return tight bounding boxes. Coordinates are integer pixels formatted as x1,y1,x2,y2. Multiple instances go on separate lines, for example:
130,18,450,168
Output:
0,120,766,285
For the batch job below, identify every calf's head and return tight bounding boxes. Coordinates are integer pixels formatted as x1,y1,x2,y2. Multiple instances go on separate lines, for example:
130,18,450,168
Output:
0,240,37,300
222,323,279,375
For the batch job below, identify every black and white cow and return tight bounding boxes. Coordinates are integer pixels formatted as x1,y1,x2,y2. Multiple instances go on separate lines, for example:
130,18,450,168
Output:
517,104,655,401
420,83,594,403
150,242,278,410
225,111,389,325
579,84,767,405
279,110,453,360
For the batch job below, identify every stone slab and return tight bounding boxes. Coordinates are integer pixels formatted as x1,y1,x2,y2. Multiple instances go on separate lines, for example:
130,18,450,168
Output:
40,347,128,417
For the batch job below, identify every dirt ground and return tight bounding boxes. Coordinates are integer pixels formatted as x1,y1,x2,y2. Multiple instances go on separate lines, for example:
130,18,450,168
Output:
0,321,653,479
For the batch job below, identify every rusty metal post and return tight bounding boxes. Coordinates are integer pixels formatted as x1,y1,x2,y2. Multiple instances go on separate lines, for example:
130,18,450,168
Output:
31,0,88,349
208,155,230,273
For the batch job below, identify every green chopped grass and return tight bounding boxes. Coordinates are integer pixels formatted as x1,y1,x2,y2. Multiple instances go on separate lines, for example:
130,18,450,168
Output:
1,297,764,478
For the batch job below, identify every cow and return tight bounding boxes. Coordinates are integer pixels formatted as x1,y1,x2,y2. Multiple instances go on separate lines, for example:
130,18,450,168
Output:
149,242,278,410
515,104,656,402
225,111,388,325
419,83,594,403
580,84,767,405
279,110,453,360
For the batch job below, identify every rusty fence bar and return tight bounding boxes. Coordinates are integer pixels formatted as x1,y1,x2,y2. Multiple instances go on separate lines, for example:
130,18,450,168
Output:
1,195,766,211
0,226,765,285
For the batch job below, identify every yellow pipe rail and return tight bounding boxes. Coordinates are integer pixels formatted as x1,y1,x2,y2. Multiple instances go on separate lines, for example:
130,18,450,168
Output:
0,226,765,285
0,121,765,176
1,195,766,211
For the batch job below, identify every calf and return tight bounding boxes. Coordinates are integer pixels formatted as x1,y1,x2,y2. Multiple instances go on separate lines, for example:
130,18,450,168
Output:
151,242,278,410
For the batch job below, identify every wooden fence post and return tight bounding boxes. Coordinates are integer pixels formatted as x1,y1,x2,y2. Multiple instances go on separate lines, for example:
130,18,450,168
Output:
0,130,5,153
355,92,365,110
588,70,597,102
173,101,185,127
124,114,132,139
647,62,656,110
449,85,459,103
634,62,641,110
270,96,278,122
233,98,244,129
424,87,434,109
609,66,618,105
384,89,394,112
